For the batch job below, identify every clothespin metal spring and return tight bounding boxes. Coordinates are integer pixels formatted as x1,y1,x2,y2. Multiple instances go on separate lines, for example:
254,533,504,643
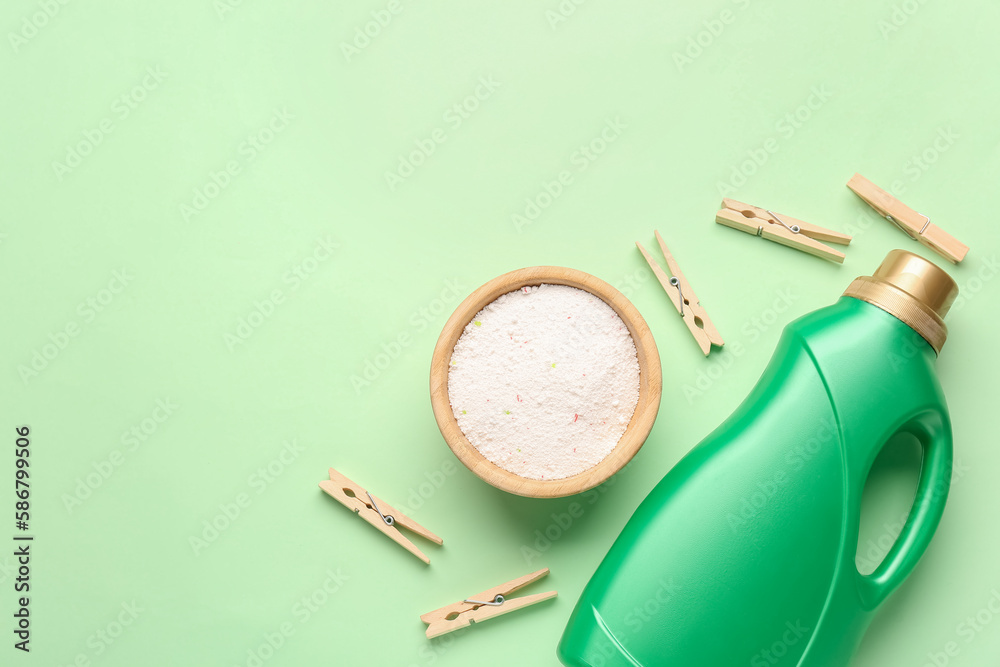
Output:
366,491,394,526
668,276,684,316
464,595,505,606
885,212,931,241
766,210,800,234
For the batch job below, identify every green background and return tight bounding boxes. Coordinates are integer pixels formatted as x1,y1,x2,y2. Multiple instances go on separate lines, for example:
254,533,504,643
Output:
3,1,999,665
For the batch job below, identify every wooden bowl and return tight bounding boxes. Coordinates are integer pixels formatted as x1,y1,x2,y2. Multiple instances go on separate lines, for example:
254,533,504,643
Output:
429,266,662,498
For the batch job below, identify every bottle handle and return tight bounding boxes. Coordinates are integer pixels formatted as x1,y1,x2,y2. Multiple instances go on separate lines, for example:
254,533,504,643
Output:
857,408,952,610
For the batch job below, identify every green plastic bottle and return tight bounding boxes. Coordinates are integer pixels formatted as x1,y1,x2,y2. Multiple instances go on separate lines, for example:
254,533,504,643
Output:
558,250,959,667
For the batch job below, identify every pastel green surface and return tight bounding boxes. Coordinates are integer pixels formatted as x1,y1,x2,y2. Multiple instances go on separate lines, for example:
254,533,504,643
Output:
1,2,998,666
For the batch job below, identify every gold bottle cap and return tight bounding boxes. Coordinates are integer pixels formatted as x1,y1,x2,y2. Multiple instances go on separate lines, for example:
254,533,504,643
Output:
843,249,959,354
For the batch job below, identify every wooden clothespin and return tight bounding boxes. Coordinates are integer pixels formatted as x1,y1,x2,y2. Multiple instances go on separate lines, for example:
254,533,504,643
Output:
420,568,557,639
847,173,968,264
636,231,723,356
319,468,443,564
715,199,852,263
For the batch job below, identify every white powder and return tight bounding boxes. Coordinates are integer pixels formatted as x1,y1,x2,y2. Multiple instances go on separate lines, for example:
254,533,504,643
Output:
447,284,640,481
